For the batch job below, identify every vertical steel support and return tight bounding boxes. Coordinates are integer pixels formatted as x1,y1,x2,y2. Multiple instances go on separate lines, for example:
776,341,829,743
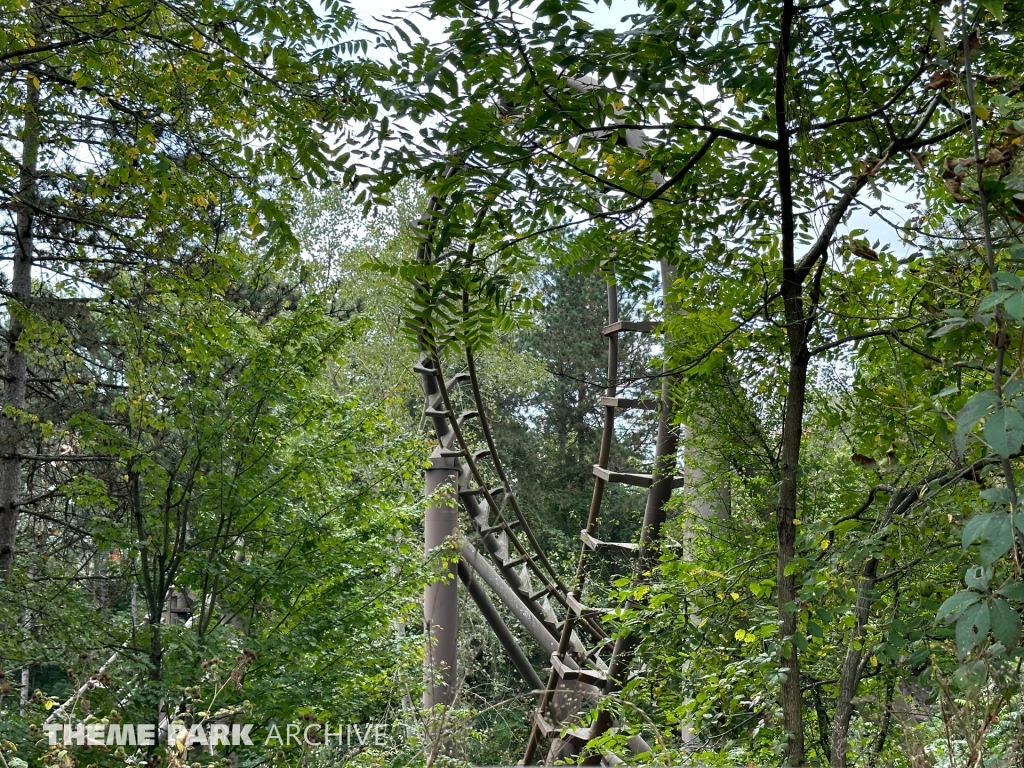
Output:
424,457,460,713
522,277,621,766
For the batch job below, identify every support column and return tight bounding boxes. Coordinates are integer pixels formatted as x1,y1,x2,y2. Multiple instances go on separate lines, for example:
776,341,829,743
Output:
424,458,459,713
580,260,681,765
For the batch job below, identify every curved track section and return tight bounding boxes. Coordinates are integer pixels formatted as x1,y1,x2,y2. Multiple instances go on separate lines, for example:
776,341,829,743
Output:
521,267,681,765
414,272,681,765
413,108,682,765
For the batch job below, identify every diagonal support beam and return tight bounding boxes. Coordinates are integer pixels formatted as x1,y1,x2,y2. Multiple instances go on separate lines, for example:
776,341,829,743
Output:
458,558,543,692
461,540,558,655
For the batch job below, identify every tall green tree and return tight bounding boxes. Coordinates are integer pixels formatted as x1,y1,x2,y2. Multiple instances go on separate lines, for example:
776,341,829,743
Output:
0,245,427,768
488,265,655,553
0,0,370,577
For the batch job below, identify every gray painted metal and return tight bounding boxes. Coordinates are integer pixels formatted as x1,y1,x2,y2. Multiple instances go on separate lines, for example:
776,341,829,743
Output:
457,558,543,692
424,460,460,712
461,540,558,655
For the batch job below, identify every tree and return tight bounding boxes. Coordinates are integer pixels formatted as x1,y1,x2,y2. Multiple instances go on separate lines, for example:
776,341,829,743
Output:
368,0,1024,762
0,242,427,768
487,264,655,551
0,0,369,577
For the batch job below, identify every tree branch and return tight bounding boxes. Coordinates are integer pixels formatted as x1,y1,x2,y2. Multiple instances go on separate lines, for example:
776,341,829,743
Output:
808,324,931,357
571,123,779,150
794,93,944,283
807,61,928,132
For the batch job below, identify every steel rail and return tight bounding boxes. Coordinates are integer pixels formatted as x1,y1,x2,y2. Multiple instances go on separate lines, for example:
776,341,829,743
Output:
411,179,603,679
463,346,608,643
412,80,684,765
411,166,607,646
464,346,568,597
521,277,622,764
426,352,565,604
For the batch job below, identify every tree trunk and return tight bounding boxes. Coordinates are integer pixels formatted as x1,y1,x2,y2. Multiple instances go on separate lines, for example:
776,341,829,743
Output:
831,489,908,766
829,555,878,767
148,620,163,683
0,71,40,579
776,344,807,765
774,0,805,747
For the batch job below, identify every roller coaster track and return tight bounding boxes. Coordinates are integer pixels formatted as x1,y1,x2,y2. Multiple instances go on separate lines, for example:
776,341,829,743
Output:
415,233,681,764
413,78,682,764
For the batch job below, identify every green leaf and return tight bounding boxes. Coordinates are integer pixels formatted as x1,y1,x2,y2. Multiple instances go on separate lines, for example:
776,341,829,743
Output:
991,598,1020,647
938,591,981,623
979,289,1015,312
1006,293,1024,322
907,647,931,666
984,406,1024,458
980,512,1014,564
996,272,1024,290
793,631,808,653
960,390,998,426
957,390,997,453
928,7,946,45
934,317,968,338
952,659,987,695
998,580,1024,601
980,0,1005,20
963,512,995,548
965,565,992,591
980,487,1012,503
956,601,990,653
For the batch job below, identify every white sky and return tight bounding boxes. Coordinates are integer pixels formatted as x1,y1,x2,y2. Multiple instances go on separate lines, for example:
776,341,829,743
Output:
349,0,643,48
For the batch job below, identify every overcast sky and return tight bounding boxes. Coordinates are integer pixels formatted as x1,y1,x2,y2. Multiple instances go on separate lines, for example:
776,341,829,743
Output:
343,0,919,257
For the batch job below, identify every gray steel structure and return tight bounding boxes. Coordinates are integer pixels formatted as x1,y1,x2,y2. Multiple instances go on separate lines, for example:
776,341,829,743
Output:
416,264,681,764
416,86,681,764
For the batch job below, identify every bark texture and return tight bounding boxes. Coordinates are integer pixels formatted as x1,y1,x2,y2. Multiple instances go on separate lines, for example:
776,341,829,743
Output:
0,72,39,578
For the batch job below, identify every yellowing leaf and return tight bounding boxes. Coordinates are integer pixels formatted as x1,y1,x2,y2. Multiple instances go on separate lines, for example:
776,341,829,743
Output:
820,539,830,550
734,629,746,640
975,105,992,120
730,592,740,600
192,31,205,49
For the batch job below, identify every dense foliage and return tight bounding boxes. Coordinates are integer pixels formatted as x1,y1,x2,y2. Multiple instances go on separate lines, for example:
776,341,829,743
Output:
4,0,1024,766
